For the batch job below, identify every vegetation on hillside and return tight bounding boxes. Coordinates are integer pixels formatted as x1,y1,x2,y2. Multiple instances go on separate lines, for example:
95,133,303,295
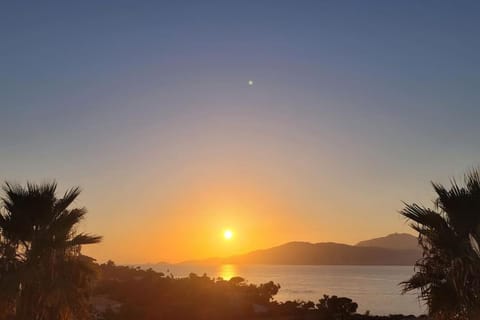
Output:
94,261,424,320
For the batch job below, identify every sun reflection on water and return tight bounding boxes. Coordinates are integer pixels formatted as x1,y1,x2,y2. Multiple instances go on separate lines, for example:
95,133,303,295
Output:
218,264,237,280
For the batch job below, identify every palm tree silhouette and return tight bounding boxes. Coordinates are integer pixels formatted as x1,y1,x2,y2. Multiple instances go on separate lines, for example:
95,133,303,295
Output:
0,182,101,320
401,169,480,319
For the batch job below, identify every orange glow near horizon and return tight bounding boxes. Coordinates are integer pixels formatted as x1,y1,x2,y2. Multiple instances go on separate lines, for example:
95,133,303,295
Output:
80,169,415,264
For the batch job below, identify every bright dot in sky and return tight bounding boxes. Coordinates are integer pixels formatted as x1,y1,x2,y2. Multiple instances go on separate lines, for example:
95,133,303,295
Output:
248,80,253,86
224,229,233,240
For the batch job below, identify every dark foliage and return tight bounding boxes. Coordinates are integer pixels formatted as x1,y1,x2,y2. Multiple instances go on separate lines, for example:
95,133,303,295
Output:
0,182,101,320
95,261,280,320
94,262,425,320
400,169,480,319
317,295,358,319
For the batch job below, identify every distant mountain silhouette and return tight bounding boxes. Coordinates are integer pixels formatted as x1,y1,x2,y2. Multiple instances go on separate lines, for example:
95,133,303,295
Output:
356,233,419,251
185,233,421,266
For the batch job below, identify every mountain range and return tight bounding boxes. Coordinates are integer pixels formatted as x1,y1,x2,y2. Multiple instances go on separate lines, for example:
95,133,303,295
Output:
184,233,421,266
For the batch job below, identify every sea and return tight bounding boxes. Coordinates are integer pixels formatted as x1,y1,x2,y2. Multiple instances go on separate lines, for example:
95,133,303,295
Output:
146,264,425,316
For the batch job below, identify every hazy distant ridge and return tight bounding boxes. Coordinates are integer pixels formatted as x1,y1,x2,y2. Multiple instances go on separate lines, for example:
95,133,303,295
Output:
356,233,419,251
187,233,421,266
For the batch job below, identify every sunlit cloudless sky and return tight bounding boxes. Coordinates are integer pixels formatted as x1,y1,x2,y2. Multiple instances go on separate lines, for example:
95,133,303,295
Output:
1,1,480,263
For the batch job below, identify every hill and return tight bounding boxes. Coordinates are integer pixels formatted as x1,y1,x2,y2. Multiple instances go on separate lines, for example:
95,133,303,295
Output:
219,242,420,265
356,233,419,251
185,234,422,266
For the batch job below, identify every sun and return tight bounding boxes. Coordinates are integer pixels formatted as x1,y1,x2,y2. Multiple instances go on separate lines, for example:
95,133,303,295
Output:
224,229,233,240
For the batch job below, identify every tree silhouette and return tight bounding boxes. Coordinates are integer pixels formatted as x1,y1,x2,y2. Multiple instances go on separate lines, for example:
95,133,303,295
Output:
0,182,101,320
316,295,358,319
401,169,480,319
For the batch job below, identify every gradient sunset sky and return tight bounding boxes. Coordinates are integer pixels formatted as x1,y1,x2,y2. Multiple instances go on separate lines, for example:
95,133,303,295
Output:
1,1,480,263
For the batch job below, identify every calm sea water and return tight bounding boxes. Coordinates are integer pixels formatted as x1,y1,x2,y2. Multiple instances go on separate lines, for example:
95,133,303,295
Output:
148,264,426,316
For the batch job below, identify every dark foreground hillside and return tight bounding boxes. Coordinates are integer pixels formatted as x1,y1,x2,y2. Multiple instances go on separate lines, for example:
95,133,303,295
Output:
92,261,427,320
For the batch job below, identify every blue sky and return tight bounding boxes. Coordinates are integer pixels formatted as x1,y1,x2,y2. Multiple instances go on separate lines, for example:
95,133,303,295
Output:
1,1,480,262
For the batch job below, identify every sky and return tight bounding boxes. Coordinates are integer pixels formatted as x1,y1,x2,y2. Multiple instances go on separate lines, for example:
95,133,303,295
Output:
1,1,480,263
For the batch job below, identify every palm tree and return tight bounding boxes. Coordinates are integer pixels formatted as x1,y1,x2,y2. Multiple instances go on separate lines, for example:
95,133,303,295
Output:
0,234,17,319
0,182,101,320
401,169,480,319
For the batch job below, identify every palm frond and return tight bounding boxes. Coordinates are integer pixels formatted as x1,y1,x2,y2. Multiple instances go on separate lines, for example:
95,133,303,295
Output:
400,203,446,231
50,208,87,238
401,168,480,318
401,271,431,294
54,187,81,216
67,233,102,247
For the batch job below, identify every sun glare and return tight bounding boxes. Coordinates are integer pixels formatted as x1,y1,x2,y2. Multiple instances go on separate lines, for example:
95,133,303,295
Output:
224,229,233,240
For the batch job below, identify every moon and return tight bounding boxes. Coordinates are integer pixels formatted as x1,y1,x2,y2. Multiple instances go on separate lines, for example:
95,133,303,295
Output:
248,80,253,86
